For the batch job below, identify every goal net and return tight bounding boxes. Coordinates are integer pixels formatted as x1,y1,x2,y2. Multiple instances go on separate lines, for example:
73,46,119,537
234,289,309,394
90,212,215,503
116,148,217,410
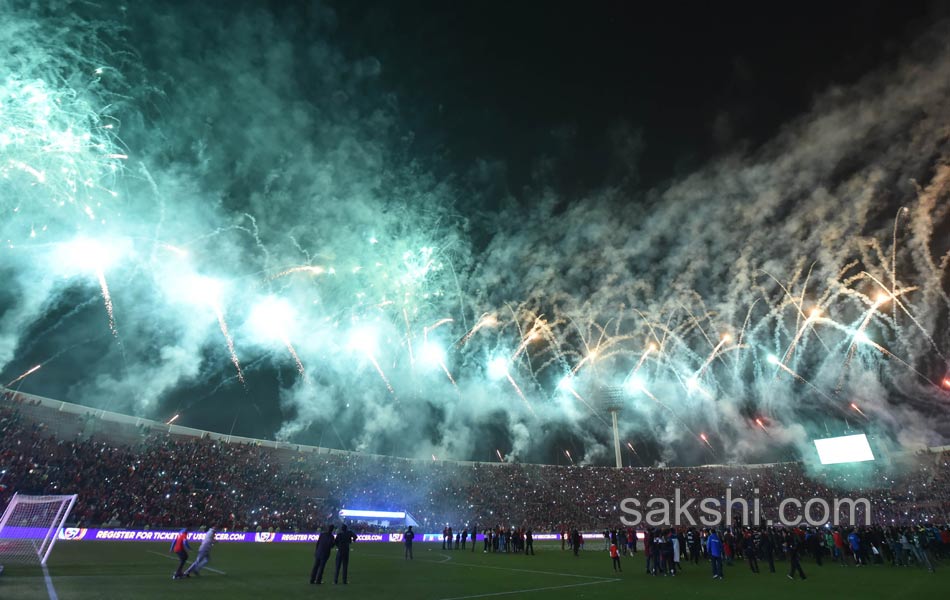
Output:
0,493,77,566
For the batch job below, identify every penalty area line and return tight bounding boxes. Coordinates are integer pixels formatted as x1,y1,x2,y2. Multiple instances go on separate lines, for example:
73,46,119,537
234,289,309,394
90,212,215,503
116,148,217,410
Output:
145,550,227,575
436,578,620,600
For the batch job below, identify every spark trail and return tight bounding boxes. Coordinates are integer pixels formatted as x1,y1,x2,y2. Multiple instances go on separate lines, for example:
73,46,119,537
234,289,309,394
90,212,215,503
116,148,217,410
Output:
95,268,118,338
212,304,245,385
6,364,41,387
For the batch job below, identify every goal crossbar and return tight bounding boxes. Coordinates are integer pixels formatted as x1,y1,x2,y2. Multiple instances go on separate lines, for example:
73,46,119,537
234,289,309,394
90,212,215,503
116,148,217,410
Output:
0,493,78,565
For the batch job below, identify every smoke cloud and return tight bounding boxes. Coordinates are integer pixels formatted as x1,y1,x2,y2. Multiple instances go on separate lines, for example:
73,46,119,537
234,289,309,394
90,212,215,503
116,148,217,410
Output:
0,1,948,470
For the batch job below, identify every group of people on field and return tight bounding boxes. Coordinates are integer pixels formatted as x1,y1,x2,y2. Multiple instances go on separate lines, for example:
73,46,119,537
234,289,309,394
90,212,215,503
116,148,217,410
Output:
588,523,946,580
170,527,216,580
309,524,359,585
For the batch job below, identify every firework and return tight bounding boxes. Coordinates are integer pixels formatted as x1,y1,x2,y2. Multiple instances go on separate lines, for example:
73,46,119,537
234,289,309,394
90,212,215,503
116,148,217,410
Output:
696,333,731,377
6,364,41,387
2,2,949,468
52,237,124,337
249,296,307,378
457,313,498,346
268,265,326,280
0,75,125,223
557,376,610,425
348,326,395,395
625,441,640,458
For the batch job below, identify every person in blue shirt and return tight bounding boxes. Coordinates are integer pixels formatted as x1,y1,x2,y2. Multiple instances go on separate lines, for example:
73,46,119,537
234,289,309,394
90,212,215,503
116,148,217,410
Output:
848,529,863,566
707,529,724,580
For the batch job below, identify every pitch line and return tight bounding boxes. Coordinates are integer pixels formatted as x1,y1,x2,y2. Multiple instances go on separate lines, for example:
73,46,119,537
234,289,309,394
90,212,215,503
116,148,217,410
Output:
42,565,59,600
436,578,620,600
145,550,227,575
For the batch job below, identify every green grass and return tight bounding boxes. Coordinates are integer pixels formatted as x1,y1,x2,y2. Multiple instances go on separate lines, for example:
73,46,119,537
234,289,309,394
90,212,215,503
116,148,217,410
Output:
1,541,946,599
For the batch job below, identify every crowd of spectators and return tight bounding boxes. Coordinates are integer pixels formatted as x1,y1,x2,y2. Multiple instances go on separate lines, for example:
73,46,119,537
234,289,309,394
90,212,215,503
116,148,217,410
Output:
2,392,948,534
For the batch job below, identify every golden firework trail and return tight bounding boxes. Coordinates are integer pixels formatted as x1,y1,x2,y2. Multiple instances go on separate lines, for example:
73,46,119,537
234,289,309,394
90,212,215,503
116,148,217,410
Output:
457,313,497,347
6,364,41,387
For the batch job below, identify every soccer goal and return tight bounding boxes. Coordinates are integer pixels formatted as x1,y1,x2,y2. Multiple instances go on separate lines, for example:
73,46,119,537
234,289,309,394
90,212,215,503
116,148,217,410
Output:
0,493,77,566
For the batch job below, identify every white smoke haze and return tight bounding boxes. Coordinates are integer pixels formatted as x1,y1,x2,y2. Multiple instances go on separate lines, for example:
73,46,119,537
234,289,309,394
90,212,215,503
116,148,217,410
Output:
0,1,948,472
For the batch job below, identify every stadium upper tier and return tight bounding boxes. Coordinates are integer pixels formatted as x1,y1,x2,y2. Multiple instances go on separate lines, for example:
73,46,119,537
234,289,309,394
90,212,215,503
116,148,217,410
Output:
2,389,949,531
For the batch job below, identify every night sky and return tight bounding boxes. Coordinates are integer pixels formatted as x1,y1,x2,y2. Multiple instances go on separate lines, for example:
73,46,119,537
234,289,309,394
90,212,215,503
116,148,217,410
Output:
1,1,948,467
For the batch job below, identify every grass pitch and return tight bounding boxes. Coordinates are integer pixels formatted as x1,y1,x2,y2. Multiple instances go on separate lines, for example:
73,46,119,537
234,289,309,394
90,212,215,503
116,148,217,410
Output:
1,541,946,599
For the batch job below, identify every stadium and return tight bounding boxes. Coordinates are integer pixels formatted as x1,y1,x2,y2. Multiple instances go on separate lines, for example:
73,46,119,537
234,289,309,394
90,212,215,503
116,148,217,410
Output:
2,1,950,598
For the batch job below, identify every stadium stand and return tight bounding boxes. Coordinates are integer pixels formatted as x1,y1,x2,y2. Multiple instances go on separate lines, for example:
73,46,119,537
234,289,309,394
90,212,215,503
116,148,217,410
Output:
1,389,948,534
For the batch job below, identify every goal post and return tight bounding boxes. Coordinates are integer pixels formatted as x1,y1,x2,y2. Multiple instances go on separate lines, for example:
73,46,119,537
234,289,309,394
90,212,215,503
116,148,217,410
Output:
0,493,77,566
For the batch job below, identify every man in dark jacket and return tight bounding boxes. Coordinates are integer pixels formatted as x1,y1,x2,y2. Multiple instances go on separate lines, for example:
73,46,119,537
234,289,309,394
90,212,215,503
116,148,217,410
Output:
787,532,807,580
334,524,358,584
761,529,776,573
686,527,700,564
743,530,759,573
310,524,335,584
404,525,415,560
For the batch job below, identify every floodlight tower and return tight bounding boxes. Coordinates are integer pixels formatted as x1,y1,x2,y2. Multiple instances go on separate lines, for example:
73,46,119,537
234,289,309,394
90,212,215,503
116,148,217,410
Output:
597,386,625,468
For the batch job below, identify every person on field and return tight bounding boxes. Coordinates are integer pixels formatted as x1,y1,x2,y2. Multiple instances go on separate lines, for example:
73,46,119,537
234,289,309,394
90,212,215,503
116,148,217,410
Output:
404,525,415,560
334,524,358,584
170,528,190,580
183,527,215,577
787,531,807,580
310,524,335,584
707,529,724,580
610,541,622,572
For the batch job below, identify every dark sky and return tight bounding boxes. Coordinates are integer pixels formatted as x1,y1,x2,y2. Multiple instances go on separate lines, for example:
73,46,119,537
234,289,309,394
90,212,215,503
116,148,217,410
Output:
330,1,936,194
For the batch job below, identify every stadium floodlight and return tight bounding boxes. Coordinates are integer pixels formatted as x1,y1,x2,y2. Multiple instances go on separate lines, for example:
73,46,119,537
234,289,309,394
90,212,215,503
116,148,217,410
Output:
0,493,77,566
813,434,875,465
